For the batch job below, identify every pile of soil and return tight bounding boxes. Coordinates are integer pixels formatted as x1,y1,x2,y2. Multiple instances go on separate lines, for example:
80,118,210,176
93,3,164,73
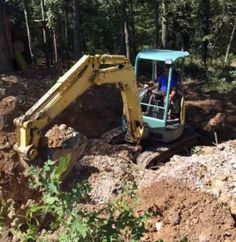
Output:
70,139,158,203
155,140,236,214
140,180,236,242
45,124,80,148
0,96,19,130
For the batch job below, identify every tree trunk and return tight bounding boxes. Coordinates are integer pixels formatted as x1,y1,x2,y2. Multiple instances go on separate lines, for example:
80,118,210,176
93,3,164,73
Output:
161,0,167,49
224,18,236,65
127,0,137,61
40,0,49,66
64,10,68,51
154,0,160,48
0,8,13,72
118,1,125,55
199,0,210,67
122,0,130,59
181,32,189,51
23,0,34,63
52,29,58,63
124,19,130,59
74,0,82,60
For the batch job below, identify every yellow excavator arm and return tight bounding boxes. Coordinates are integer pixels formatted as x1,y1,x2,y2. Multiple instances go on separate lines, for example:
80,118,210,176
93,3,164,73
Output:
14,55,145,162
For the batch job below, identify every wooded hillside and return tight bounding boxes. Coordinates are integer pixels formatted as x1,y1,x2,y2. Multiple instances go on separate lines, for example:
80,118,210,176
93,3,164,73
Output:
1,0,235,67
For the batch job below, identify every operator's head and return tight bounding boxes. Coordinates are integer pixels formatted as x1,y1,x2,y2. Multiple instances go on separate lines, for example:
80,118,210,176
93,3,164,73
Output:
163,64,169,74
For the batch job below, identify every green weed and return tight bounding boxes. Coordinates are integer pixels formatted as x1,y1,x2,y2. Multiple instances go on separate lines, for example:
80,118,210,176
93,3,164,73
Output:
3,155,148,242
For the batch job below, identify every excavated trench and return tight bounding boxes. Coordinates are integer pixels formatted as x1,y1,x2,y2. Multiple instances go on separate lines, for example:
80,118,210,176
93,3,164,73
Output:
0,69,236,241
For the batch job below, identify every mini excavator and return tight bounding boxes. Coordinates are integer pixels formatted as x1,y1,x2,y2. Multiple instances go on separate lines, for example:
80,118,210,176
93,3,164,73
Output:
14,50,197,168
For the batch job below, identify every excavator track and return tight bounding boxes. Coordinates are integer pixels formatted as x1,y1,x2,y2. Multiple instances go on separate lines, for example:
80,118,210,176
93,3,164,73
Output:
136,131,198,169
103,126,198,170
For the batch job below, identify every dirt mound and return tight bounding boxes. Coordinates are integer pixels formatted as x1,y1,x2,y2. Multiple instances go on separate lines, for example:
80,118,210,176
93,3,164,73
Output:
62,139,158,203
0,131,34,204
0,96,19,130
0,131,17,173
155,140,236,214
45,124,80,148
140,179,236,242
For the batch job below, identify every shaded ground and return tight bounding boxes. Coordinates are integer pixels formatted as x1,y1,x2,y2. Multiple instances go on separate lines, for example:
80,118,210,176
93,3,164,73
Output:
184,79,236,143
0,66,236,241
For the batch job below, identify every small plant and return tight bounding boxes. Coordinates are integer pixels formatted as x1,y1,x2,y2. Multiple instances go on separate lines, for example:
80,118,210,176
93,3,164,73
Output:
191,146,202,155
5,155,148,241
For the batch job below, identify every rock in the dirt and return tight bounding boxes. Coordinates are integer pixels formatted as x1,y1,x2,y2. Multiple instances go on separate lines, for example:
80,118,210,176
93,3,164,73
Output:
205,112,226,131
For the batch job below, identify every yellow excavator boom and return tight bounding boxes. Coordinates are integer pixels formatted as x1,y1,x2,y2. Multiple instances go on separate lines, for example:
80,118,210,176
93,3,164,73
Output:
14,55,145,162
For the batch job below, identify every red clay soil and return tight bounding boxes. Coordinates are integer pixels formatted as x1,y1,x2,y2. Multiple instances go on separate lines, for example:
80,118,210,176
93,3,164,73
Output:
0,67,122,204
0,96,19,130
0,131,35,205
140,179,236,242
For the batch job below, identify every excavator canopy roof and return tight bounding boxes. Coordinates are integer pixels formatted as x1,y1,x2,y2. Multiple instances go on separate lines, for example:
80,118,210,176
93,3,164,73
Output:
136,49,190,63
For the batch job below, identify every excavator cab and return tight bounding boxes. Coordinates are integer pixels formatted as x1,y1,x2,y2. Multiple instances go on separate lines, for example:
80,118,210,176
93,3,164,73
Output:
135,49,189,143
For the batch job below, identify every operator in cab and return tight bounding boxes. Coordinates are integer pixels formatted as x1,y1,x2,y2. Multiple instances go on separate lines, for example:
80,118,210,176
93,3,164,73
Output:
149,64,178,102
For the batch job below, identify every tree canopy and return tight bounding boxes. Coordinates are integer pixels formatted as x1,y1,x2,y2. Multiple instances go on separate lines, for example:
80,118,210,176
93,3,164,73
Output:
2,0,236,66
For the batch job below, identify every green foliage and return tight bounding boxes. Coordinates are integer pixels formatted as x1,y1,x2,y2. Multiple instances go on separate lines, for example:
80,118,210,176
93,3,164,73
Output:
203,67,236,93
3,156,148,241
5,0,236,65
0,196,6,230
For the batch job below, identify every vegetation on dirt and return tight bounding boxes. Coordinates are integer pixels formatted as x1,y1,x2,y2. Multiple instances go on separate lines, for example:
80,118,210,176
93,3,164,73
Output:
204,68,236,93
0,156,148,241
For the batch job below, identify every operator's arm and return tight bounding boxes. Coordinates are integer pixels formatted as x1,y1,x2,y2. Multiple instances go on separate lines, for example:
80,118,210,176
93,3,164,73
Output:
169,73,178,101
147,77,160,91
170,88,176,101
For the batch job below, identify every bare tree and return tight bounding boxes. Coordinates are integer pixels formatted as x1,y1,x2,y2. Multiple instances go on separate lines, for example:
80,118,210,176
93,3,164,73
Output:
154,0,160,48
123,5,130,59
161,0,167,48
40,0,49,66
22,0,34,63
74,0,82,59
224,18,236,65
199,0,210,67
0,7,13,72
52,28,58,63
120,0,130,58
127,0,137,60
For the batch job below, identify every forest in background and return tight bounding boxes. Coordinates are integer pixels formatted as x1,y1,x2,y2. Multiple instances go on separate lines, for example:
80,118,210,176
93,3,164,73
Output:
2,0,236,67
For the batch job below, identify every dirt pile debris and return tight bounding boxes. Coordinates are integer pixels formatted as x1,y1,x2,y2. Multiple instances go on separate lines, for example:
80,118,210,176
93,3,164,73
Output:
155,140,236,213
140,180,236,242
0,96,19,130
43,124,88,172
45,124,81,148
